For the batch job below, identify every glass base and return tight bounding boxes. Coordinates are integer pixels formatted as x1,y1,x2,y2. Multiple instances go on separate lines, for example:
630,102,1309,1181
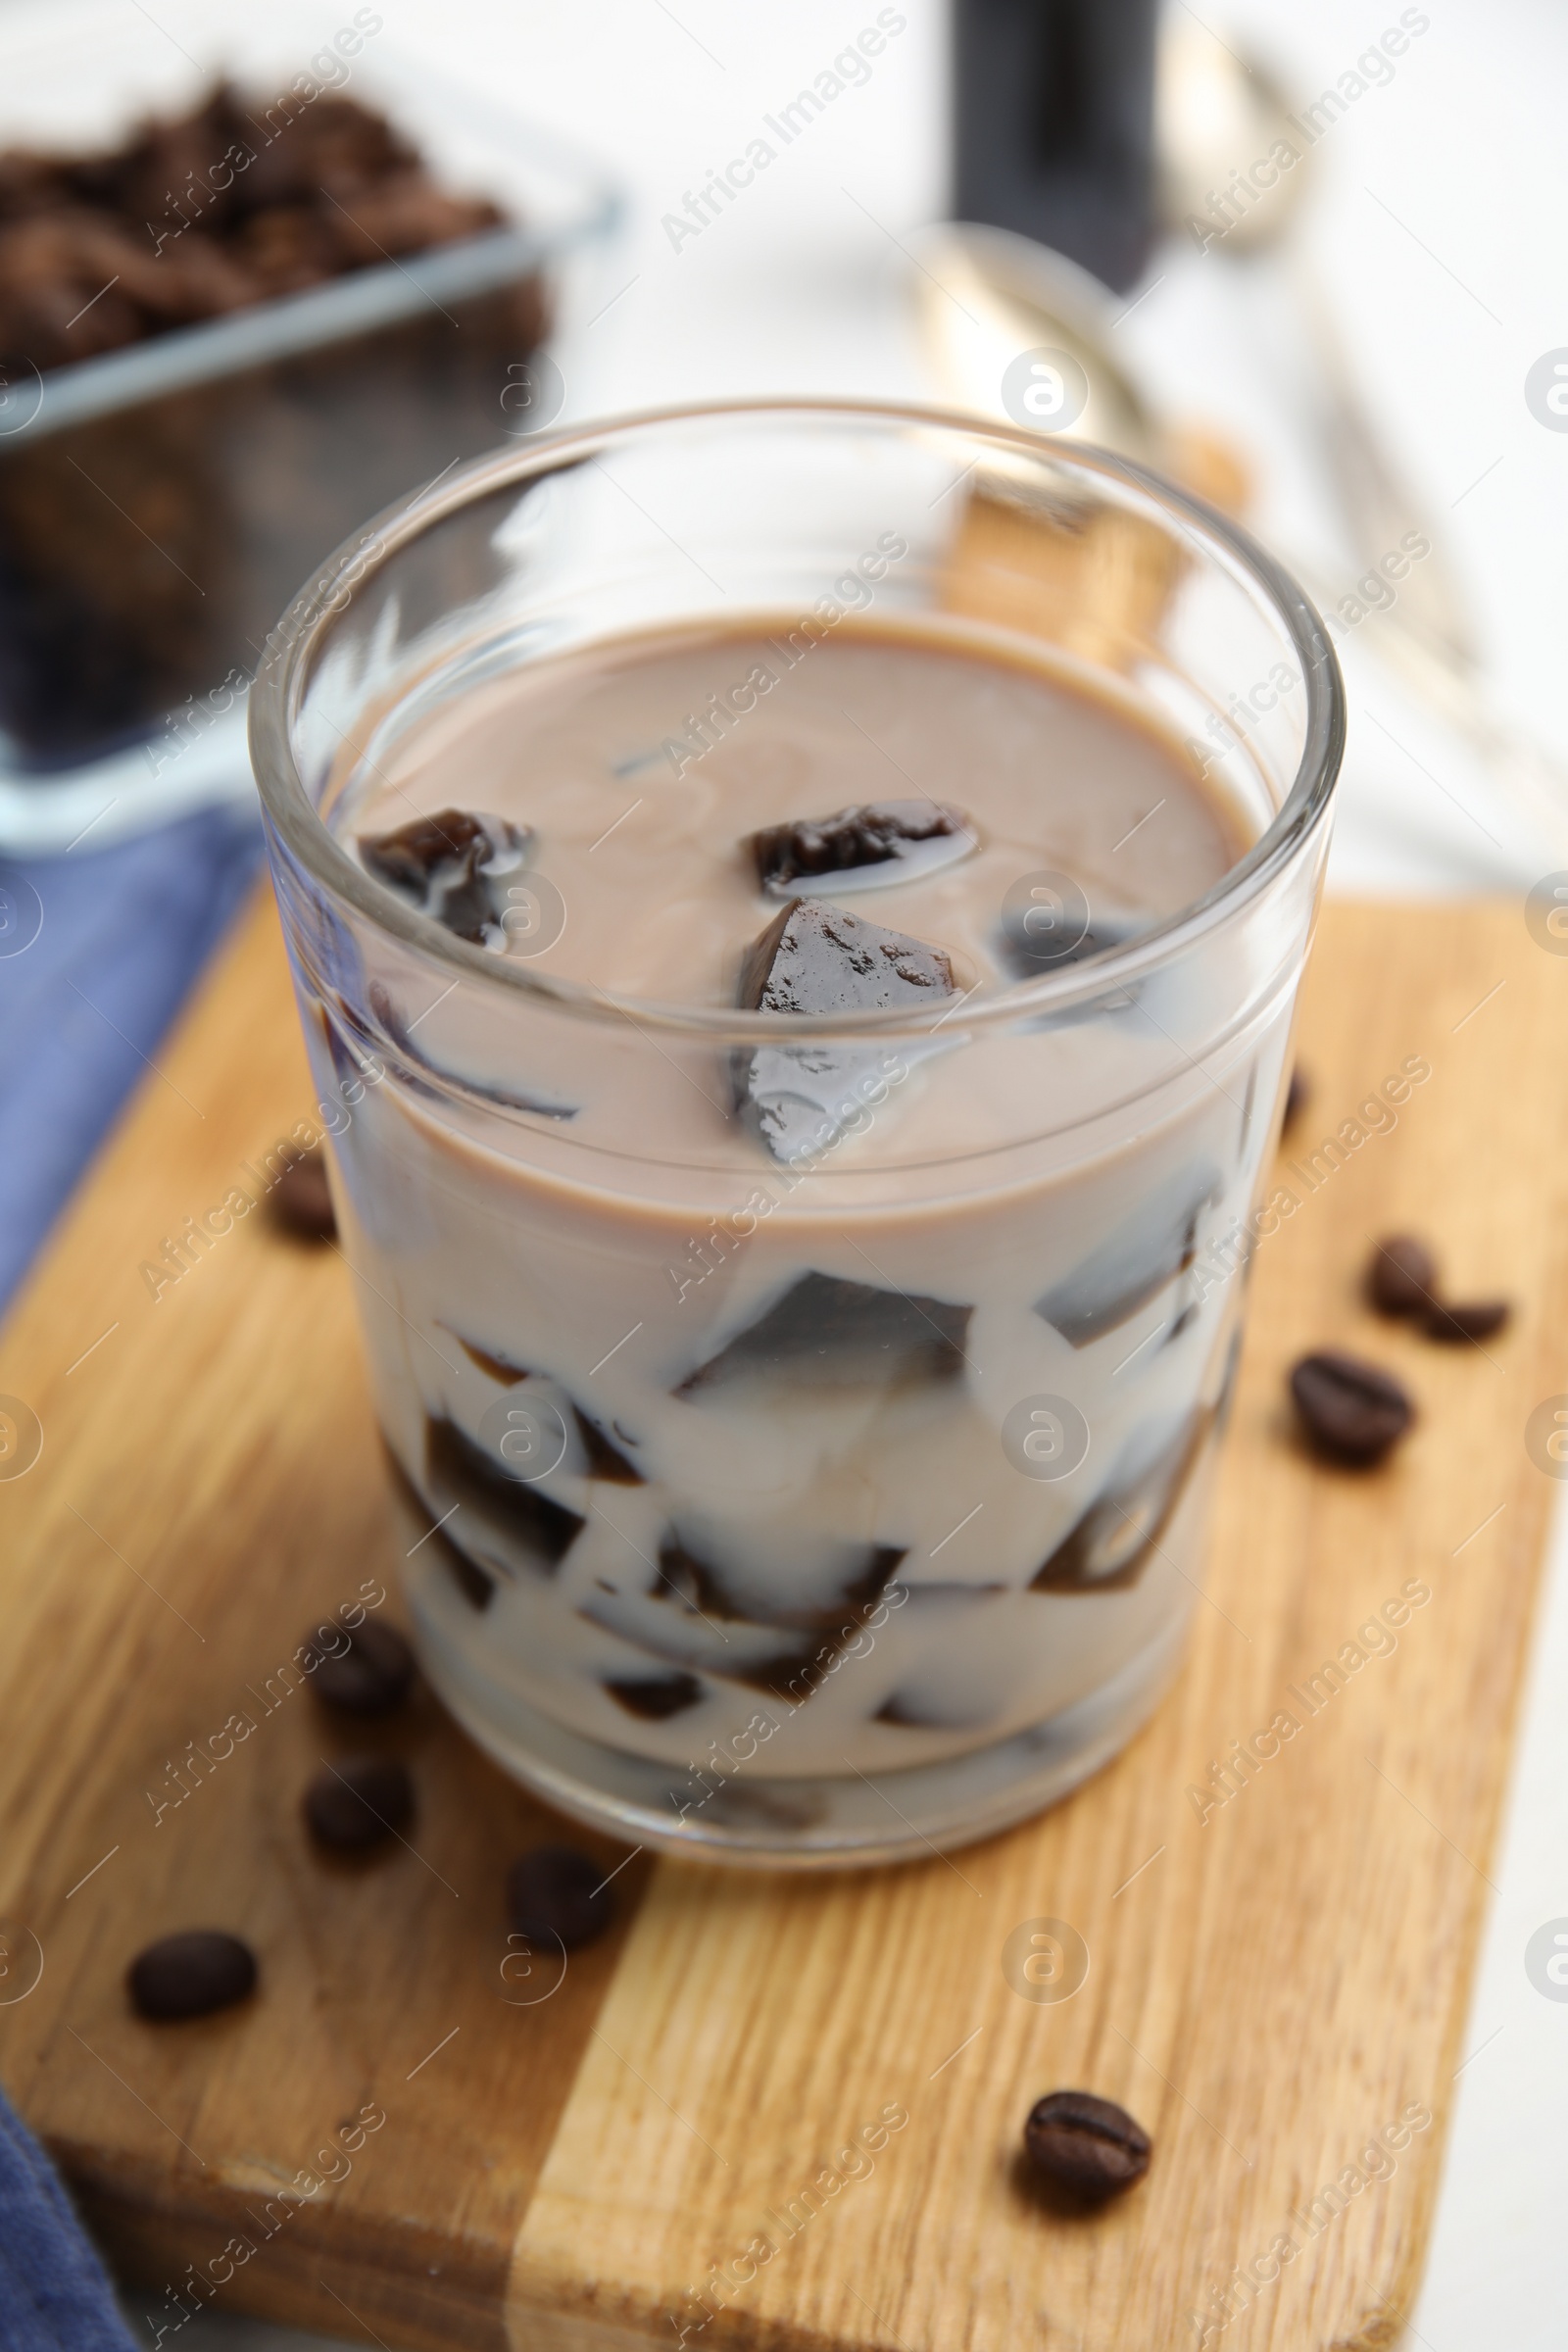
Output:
412,1609,1190,1869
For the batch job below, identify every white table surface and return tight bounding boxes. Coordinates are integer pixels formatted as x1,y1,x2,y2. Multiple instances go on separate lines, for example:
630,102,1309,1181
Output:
3,0,1562,2343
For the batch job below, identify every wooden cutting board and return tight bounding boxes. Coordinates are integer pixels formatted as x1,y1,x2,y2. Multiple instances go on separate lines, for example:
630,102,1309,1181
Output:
0,889,1561,2352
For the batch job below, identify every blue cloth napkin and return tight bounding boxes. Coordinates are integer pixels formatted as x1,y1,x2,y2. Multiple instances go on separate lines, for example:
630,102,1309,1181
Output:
0,802,266,2339
0,2085,136,2350
0,800,266,1317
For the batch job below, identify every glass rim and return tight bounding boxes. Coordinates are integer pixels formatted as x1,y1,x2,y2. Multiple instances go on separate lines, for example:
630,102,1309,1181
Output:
248,396,1346,1043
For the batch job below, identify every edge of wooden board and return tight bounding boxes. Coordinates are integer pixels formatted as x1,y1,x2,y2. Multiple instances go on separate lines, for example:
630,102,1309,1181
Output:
0,892,1561,2352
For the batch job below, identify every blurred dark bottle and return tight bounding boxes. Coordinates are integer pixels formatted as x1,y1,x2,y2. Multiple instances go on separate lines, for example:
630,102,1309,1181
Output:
952,0,1158,292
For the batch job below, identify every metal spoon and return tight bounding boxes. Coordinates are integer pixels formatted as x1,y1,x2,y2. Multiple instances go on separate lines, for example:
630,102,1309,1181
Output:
1154,13,1473,680
906,33,1568,861
1153,14,1567,858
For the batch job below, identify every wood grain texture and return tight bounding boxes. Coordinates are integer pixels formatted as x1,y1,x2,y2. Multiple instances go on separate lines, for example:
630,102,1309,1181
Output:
0,891,1561,2352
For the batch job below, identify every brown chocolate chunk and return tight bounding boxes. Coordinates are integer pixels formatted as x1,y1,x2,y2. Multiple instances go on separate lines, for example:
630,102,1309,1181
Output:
1422,1298,1510,1344
507,1846,614,1951
1023,2090,1151,2201
1366,1234,1437,1318
304,1756,414,1852
310,1619,416,1717
270,1145,335,1240
746,800,974,892
382,1442,495,1611
128,1930,257,2022
1289,1350,1413,1466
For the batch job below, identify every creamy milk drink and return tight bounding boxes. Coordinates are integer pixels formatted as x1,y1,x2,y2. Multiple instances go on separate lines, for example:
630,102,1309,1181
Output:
253,406,1342,1863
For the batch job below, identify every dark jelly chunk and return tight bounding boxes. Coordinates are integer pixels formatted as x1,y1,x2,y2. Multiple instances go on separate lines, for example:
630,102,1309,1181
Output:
731,1036,910,1165
454,1334,530,1383
732,899,956,1162
448,1344,642,1480
1031,1408,1211,1594
1035,1162,1221,1348
747,800,975,893
573,1406,646,1485
579,1583,880,1703
873,1673,1000,1731
739,898,956,1014
676,1270,970,1396
605,1672,705,1720
425,1413,585,1570
442,1539,496,1611
382,1441,495,1611
359,807,531,946
367,980,576,1119
656,1529,906,1630
998,910,1141,983
361,807,489,890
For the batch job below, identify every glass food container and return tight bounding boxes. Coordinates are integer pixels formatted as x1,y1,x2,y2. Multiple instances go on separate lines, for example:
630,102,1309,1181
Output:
0,9,618,852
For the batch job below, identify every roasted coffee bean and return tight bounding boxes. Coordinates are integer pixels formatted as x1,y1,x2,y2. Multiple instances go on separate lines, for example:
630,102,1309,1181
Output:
1023,2090,1151,2201
270,1147,335,1240
1422,1298,1511,1344
128,1930,257,2022
304,1755,414,1852
1283,1063,1310,1135
310,1619,416,1717
1366,1234,1437,1317
1289,1349,1413,1466
507,1845,615,1951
